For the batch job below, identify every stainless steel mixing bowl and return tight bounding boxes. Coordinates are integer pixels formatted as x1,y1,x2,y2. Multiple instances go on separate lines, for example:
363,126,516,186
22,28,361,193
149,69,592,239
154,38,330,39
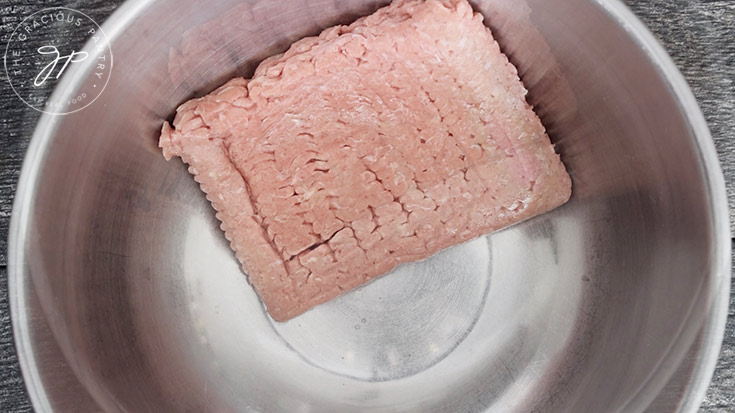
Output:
8,0,731,411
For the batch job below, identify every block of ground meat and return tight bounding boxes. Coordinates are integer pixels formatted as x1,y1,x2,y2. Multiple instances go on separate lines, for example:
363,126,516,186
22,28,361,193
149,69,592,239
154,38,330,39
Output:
159,0,572,321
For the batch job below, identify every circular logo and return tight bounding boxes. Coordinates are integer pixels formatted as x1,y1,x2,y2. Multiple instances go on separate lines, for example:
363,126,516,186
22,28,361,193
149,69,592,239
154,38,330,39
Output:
4,7,113,115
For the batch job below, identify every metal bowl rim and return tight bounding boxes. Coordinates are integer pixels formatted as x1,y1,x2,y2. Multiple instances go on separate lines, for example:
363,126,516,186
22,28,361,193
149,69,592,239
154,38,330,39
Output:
7,0,731,411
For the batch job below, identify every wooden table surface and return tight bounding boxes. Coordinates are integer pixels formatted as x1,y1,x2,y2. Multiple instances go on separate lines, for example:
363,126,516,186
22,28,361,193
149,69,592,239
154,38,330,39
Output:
0,0,732,411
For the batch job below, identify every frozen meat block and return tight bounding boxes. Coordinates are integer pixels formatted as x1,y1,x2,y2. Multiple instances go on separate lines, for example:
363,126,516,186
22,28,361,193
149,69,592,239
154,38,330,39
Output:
160,0,572,321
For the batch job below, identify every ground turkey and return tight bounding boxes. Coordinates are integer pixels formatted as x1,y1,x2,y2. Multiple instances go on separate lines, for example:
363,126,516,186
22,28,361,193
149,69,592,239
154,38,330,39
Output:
159,0,572,321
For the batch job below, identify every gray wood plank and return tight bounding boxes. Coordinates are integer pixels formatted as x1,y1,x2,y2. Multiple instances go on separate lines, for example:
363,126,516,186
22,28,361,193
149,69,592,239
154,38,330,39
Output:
701,268,735,412
0,266,32,413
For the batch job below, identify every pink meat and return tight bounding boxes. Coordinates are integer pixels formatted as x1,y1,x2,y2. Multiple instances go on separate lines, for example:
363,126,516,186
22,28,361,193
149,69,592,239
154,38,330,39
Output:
160,0,572,321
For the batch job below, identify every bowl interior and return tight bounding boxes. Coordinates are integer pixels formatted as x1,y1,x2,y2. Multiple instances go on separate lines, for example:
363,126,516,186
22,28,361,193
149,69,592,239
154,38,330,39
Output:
13,0,727,411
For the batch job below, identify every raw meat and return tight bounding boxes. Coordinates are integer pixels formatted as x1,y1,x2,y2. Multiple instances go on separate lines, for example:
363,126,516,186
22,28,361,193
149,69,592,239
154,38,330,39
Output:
159,0,572,321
